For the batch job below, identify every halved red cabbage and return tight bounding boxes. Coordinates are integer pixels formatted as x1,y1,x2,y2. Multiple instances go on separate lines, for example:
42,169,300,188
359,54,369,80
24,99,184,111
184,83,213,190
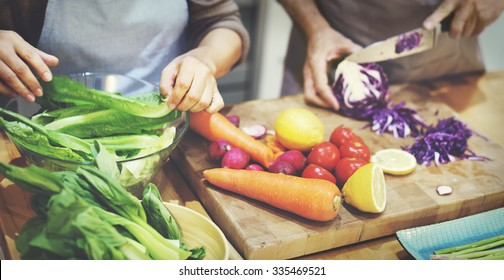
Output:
332,61,389,120
403,117,489,166
331,61,426,138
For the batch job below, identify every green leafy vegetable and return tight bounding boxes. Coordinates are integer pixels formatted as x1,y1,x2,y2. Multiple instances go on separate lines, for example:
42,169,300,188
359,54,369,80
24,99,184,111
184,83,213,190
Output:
142,183,181,240
0,145,201,260
41,76,172,118
0,108,92,155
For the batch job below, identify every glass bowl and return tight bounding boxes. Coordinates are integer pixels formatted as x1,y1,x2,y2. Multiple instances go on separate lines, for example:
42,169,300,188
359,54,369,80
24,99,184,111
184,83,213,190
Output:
7,72,189,198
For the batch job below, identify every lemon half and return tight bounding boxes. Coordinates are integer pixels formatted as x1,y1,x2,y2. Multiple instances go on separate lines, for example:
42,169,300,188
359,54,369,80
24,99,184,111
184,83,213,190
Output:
342,162,386,213
370,148,417,175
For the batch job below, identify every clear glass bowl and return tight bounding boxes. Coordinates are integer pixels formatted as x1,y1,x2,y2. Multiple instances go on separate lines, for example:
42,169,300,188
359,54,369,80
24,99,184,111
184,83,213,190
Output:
8,72,189,198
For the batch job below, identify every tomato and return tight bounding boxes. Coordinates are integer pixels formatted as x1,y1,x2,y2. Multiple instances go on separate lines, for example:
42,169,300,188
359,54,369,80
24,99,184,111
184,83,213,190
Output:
334,158,368,186
339,140,371,162
329,126,363,148
306,142,341,171
301,164,336,184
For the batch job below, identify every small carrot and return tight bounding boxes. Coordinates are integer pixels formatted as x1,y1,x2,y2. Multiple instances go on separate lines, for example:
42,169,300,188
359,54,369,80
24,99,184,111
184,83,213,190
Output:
203,168,342,222
265,134,286,154
189,112,275,168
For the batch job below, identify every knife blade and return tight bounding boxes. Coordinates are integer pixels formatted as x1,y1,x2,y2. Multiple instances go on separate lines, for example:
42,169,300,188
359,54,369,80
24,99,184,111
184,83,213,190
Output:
345,15,453,64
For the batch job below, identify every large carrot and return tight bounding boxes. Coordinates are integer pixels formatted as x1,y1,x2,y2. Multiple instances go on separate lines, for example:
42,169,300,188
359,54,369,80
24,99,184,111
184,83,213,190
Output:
189,111,275,168
203,168,342,222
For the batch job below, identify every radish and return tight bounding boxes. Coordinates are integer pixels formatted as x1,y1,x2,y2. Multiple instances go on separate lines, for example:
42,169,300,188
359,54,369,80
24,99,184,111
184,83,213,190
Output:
275,150,306,174
221,147,250,169
226,115,240,127
245,164,264,171
242,124,267,139
268,160,296,175
208,139,232,162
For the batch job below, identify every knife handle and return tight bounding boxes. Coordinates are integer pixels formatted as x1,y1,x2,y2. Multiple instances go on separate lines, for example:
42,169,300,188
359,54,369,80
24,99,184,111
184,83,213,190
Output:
440,13,455,32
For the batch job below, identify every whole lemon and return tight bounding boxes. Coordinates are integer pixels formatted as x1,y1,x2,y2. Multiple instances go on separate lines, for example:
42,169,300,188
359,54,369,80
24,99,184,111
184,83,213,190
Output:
274,108,324,152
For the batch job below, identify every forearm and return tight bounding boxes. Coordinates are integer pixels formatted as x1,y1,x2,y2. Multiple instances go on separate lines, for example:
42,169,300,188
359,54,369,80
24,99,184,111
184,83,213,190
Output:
279,0,333,39
192,28,243,79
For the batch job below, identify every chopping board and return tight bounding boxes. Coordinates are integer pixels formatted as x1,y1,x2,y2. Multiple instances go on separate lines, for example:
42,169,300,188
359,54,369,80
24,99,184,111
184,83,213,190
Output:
172,81,504,260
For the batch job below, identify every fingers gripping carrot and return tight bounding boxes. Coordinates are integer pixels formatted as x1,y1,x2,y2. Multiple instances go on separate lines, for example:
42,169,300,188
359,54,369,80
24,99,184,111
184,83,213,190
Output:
203,168,342,222
189,111,275,168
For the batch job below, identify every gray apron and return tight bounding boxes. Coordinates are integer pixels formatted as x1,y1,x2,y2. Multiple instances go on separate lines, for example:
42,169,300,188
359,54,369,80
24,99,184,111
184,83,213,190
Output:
9,0,189,116
37,0,189,85
281,0,485,96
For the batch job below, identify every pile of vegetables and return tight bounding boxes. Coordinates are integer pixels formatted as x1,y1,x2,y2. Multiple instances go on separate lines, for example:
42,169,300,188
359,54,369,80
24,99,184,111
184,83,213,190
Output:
0,76,181,163
331,60,427,138
0,143,205,260
430,234,504,260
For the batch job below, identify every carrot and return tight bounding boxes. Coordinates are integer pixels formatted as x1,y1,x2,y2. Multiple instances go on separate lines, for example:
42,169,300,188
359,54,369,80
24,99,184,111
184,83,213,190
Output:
189,111,275,168
203,168,342,222
265,134,286,154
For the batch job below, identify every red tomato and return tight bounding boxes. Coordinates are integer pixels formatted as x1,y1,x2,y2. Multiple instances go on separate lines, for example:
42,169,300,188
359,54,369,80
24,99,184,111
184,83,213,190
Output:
334,158,367,186
306,142,341,171
329,126,362,148
301,164,336,184
339,140,371,162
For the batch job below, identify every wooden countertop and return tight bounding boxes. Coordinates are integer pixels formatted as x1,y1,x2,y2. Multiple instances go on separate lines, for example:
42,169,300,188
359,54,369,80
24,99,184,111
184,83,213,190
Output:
1,71,503,260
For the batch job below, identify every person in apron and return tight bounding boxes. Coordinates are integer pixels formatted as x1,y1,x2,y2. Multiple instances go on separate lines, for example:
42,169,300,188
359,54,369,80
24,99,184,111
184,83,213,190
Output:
0,0,249,114
279,0,503,111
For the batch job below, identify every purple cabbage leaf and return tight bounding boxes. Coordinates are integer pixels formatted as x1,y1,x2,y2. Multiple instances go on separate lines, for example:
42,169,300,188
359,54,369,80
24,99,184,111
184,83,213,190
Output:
403,117,489,166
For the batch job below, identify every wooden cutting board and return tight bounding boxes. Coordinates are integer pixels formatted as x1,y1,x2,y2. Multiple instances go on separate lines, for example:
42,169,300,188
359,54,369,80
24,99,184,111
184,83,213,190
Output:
172,80,504,260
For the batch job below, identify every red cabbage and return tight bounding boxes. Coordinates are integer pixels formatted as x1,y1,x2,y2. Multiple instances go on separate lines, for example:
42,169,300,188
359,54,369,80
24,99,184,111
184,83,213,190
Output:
331,60,426,138
332,61,389,120
395,32,422,54
371,102,427,138
403,117,489,166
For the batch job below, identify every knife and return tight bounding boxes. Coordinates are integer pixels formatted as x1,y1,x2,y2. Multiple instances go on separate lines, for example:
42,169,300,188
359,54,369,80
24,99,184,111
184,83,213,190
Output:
345,14,454,63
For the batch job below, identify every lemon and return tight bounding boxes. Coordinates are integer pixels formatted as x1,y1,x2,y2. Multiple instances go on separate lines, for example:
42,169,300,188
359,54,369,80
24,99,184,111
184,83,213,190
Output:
342,162,386,213
274,108,324,151
370,149,417,175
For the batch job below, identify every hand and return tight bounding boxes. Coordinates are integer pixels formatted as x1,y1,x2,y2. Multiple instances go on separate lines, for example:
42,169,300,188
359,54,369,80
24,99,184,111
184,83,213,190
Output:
303,27,362,110
424,0,504,38
0,30,59,102
160,48,224,114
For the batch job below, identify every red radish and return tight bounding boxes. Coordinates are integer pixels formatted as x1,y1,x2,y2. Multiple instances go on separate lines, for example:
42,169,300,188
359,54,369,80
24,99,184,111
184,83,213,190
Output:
269,160,296,175
221,147,250,169
275,150,306,173
245,164,264,171
226,115,240,127
242,124,267,139
208,139,232,162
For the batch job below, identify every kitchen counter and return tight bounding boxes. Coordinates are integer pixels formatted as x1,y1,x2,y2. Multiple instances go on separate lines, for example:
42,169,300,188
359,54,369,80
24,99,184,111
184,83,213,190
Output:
1,71,503,260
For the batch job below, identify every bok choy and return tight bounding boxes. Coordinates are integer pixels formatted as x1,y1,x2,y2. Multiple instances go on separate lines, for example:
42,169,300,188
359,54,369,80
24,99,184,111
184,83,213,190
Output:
0,143,205,260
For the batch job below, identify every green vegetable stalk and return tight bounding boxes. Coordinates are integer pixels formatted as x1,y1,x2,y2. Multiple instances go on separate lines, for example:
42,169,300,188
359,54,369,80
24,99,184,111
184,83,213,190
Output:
41,76,172,118
430,234,504,260
142,183,181,240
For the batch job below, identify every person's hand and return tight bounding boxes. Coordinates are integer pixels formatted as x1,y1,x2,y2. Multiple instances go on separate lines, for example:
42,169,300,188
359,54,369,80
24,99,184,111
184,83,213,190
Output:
424,0,504,38
303,27,362,110
160,48,224,114
0,30,59,102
